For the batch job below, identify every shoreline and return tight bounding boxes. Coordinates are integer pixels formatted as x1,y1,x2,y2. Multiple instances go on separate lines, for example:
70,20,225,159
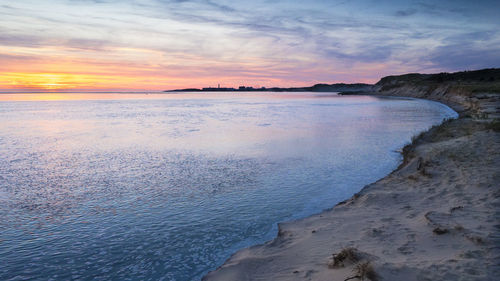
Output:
203,85,499,280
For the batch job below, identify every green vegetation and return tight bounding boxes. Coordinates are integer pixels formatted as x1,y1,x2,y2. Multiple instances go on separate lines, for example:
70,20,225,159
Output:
378,68,500,85
377,68,500,94
450,82,500,94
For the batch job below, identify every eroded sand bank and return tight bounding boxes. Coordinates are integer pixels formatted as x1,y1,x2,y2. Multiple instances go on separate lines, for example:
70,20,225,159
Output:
204,89,500,280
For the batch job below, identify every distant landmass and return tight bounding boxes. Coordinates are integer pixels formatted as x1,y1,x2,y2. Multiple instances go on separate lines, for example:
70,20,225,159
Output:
165,83,374,93
167,69,500,97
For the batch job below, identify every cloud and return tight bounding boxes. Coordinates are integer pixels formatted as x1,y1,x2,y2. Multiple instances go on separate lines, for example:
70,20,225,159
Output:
0,53,38,62
428,44,500,70
1,0,499,90
0,34,44,48
324,45,396,63
395,8,417,17
0,33,113,51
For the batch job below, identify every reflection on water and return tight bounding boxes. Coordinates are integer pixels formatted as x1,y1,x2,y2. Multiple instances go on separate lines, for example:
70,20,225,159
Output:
0,92,457,280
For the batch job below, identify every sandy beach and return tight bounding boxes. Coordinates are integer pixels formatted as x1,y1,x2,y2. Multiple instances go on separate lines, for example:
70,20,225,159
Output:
204,75,500,281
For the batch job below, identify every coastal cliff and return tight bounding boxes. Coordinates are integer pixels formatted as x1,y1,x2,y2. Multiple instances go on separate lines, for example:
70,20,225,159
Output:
203,69,500,281
375,69,500,119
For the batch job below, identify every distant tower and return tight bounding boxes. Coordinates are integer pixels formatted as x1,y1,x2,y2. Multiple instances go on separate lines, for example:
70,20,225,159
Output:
218,83,220,89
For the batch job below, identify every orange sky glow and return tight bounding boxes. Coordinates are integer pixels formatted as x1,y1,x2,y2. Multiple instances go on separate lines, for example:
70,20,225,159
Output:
0,47,388,91
1,1,498,92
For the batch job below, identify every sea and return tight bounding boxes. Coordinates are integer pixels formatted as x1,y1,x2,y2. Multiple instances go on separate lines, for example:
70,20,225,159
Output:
0,92,457,280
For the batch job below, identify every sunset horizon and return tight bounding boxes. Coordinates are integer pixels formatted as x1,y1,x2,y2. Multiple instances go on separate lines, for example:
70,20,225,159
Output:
2,0,499,92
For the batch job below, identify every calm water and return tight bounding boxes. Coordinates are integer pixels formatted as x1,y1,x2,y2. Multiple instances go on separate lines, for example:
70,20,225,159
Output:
0,92,456,280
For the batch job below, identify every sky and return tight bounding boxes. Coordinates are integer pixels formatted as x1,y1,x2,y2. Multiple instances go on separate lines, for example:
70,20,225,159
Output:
1,0,499,91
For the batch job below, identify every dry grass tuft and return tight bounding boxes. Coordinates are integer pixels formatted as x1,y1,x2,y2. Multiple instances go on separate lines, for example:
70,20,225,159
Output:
328,247,359,268
466,235,485,245
433,227,449,235
486,120,500,132
329,248,377,280
353,262,377,281
343,262,378,281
